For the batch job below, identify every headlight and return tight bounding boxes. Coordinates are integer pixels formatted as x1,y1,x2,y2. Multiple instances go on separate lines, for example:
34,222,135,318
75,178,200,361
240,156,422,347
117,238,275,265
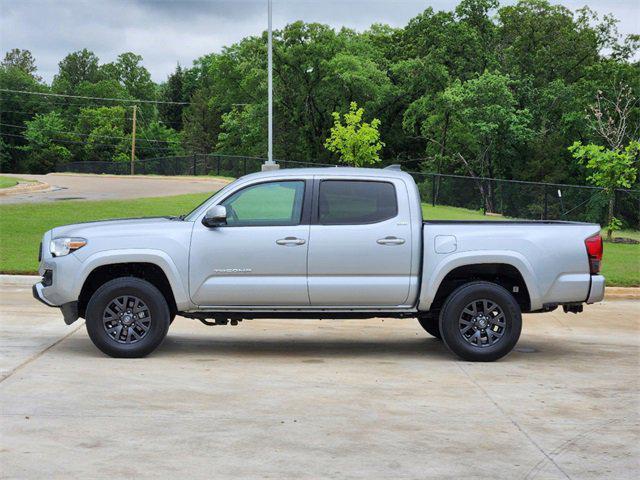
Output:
50,237,87,257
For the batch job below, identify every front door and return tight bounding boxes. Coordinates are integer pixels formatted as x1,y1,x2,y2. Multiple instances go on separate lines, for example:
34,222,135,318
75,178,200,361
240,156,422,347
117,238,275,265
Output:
189,179,310,306
307,179,413,306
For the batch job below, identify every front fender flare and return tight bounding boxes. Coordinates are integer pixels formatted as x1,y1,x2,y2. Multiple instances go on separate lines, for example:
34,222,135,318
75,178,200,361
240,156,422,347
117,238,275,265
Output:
73,249,192,310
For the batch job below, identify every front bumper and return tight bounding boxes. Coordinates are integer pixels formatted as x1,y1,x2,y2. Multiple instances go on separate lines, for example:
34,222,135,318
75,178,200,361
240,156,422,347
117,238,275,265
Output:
32,282,55,307
586,275,605,304
33,282,79,325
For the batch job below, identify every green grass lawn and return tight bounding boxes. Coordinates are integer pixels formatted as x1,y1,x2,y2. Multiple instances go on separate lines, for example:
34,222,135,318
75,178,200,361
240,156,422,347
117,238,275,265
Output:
0,176,19,189
0,192,637,286
0,192,210,274
422,203,501,220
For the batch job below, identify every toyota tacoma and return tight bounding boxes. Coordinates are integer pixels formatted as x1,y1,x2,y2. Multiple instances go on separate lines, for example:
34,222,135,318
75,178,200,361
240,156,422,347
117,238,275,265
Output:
33,166,605,361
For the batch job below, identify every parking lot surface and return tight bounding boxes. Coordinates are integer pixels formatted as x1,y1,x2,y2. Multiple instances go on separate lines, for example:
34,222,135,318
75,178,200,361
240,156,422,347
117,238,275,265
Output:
0,173,229,204
0,282,638,479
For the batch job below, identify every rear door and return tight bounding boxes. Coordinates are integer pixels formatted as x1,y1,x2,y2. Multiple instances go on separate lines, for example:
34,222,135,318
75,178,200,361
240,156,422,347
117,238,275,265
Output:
307,178,413,306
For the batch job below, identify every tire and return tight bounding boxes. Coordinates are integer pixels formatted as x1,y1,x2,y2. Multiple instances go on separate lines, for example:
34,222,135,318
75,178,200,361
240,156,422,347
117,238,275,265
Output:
417,315,441,339
439,281,522,362
85,277,171,358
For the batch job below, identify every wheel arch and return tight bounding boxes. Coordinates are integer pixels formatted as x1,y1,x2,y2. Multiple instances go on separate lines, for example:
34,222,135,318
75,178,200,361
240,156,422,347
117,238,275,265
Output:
75,251,191,317
419,253,539,312
78,262,179,318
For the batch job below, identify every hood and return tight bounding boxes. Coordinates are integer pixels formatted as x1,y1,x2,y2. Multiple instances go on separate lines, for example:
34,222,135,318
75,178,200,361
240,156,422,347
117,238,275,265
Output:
51,216,181,239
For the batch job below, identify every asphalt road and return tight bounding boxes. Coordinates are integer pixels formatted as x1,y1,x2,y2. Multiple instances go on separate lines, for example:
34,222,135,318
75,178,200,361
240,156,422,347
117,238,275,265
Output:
1,280,638,479
0,173,230,204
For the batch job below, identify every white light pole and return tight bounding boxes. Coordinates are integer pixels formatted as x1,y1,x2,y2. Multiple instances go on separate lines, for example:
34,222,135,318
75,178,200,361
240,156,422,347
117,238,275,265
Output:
262,0,279,170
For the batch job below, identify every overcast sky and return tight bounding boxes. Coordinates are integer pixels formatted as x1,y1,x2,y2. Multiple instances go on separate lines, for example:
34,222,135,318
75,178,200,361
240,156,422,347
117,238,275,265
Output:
1,0,638,83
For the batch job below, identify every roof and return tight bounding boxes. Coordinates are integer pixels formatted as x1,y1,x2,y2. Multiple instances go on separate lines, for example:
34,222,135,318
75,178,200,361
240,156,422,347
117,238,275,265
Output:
238,166,413,182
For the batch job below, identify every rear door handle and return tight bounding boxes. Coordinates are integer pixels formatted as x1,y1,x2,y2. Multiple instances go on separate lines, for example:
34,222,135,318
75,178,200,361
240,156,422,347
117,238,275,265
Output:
276,237,306,246
377,236,405,245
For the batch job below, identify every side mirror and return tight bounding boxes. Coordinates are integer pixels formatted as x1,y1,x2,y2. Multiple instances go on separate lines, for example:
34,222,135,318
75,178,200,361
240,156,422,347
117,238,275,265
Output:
202,205,227,227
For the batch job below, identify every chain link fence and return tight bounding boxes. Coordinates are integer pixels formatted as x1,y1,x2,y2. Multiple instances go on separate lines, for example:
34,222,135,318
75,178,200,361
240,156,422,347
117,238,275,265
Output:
57,155,639,228
57,154,338,177
410,172,639,228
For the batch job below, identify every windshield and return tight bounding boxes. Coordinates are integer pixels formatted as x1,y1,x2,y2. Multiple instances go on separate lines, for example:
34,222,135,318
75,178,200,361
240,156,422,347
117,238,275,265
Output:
182,179,240,221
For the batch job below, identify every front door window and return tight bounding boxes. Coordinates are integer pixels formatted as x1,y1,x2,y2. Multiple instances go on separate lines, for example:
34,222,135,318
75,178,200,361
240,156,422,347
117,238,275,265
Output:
222,181,305,226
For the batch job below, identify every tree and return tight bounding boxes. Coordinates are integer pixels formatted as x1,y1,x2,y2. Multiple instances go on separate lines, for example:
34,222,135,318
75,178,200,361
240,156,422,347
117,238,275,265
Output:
101,52,155,101
159,64,187,130
588,82,638,151
20,112,72,173
182,90,222,154
135,121,183,159
74,106,128,163
569,141,639,238
437,72,533,212
0,65,49,172
324,102,384,167
216,104,266,157
52,49,101,93
2,49,39,79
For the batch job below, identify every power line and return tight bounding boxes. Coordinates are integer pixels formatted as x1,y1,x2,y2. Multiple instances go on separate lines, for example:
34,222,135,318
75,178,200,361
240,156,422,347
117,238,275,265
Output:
0,109,183,127
0,88,191,105
0,130,176,151
0,122,178,144
136,108,174,158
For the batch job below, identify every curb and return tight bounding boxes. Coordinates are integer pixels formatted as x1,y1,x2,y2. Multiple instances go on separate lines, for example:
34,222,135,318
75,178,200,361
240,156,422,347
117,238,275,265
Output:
605,287,640,300
0,181,50,197
0,274,40,285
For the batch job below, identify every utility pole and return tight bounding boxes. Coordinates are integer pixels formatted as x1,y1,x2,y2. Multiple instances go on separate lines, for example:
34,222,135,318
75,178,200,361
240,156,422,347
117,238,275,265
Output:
262,0,279,171
130,104,137,175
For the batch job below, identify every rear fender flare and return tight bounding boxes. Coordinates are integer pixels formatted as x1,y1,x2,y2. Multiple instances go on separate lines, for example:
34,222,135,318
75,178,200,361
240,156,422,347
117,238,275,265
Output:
419,250,541,311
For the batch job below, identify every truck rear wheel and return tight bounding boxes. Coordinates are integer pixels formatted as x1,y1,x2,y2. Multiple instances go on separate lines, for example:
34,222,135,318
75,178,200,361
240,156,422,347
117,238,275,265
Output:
439,281,522,362
85,277,170,358
417,315,441,339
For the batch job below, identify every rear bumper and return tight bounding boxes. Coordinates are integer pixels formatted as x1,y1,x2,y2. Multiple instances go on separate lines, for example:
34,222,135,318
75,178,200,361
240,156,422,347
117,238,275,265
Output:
586,275,605,304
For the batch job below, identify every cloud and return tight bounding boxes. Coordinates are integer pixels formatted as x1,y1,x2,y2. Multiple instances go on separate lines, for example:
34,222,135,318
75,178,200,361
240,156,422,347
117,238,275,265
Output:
1,0,638,83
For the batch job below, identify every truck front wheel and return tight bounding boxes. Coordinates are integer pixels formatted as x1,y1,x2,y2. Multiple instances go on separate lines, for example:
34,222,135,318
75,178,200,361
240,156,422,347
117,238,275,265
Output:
85,277,171,358
439,281,522,362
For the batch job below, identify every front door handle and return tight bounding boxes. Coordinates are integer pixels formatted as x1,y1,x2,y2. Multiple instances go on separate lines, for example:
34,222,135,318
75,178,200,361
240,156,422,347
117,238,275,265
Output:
276,237,306,246
377,236,405,246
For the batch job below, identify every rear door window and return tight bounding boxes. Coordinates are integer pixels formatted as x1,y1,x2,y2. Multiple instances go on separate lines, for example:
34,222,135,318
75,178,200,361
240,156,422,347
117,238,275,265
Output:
318,180,397,225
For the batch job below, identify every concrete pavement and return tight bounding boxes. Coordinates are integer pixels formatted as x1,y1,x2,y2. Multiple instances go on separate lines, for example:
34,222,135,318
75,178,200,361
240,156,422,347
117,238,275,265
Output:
0,173,230,204
0,283,638,479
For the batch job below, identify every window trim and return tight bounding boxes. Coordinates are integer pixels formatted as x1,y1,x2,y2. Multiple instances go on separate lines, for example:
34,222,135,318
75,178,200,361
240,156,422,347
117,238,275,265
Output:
215,179,311,227
312,179,399,226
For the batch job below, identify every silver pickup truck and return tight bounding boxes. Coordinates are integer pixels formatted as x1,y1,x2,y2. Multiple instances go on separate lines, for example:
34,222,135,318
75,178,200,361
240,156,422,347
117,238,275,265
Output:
33,167,605,361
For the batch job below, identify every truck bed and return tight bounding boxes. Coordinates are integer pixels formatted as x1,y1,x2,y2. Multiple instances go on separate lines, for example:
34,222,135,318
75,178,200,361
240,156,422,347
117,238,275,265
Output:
418,220,601,312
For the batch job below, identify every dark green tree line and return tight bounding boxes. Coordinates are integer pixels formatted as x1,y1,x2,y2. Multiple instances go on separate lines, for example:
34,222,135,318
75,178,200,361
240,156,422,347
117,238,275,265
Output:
1,0,638,188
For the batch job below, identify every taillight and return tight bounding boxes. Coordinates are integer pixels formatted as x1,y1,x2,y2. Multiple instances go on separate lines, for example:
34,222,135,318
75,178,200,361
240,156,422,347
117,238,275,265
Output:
585,234,603,274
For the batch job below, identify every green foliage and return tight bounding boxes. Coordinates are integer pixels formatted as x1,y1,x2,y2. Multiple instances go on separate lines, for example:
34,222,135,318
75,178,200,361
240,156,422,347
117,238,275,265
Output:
158,64,186,130
20,112,72,172
2,48,39,79
135,121,183,158
569,141,639,191
605,217,623,239
75,106,128,163
216,104,266,157
569,140,639,236
52,49,101,93
324,102,384,167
